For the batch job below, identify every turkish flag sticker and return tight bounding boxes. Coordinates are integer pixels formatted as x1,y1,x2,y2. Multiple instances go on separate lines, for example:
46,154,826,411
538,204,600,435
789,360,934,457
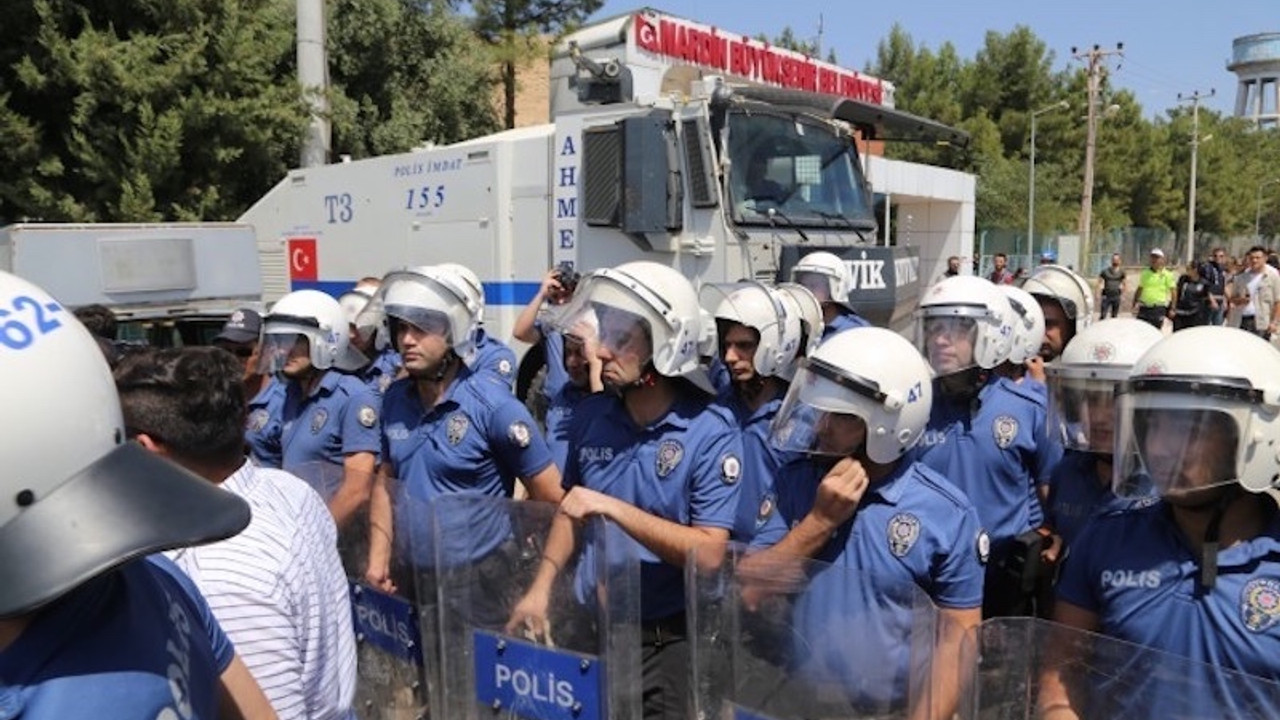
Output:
287,237,318,281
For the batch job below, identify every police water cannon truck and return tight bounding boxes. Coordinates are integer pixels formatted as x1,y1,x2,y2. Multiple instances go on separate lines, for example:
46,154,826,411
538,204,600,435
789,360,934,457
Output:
240,9,971,399
0,223,262,346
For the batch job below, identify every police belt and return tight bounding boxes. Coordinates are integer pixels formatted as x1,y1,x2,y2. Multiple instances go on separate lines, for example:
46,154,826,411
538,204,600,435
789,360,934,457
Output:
640,611,687,647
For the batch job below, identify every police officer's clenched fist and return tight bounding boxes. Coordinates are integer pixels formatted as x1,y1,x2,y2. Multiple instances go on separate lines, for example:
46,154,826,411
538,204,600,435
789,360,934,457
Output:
812,457,869,528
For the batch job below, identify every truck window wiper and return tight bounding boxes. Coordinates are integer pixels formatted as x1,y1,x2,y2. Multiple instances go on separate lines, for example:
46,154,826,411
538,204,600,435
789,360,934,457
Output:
767,207,809,242
814,210,876,242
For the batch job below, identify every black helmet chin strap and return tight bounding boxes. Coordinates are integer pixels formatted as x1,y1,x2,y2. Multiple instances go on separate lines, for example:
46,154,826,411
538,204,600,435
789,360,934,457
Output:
1197,485,1241,594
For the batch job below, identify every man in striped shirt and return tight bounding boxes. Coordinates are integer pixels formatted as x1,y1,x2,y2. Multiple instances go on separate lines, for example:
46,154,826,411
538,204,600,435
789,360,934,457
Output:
116,346,357,720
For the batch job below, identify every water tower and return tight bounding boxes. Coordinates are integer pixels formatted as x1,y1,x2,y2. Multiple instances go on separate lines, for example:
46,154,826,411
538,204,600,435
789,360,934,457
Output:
1230,33,1280,128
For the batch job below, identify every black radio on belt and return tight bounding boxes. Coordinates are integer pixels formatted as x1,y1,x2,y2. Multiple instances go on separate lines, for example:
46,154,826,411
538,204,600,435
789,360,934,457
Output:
1002,529,1047,593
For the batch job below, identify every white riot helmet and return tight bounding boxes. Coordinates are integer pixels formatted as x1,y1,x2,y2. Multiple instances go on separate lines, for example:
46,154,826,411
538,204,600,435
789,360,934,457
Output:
1114,327,1280,499
1045,318,1163,454
997,284,1046,365
435,262,486,316
916,276,1013,375
0,270,249,618
791,252,854,309
776,282,824,370
555,261,706,388
1021,264,1095,342
262,290,360,372
770,327,932,463
702,282,801,381
358,266,482,366
338,286,386,353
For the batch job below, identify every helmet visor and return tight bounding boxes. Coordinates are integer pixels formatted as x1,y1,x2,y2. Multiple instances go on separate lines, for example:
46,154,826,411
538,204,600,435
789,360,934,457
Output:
1113,381,1251,499
792,270,834,303
257,332,307,375
553,273,665,369
916,314,979,376
769,358,883,457
1047,375,1123,453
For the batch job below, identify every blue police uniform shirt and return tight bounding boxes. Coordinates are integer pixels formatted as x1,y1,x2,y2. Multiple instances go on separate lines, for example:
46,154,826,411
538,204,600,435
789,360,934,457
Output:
0,555,234,719
1057,502,1280,716
715,385,787,543
752,459,986,710
472,329,518,390
381,366,554,568
1046,449,1117,551
907,375,1055,553
535,319,570,402
544,382,588,474
280,370,382,478
245,377,286,468
359,346,402,395
821,310,869,342
565,391,743,621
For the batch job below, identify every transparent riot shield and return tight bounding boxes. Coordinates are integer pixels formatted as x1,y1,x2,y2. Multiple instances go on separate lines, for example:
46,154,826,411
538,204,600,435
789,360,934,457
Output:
292,462,424,720
289,461,376,579
957,617,1280,719
416,493,642,720
690,544,954,720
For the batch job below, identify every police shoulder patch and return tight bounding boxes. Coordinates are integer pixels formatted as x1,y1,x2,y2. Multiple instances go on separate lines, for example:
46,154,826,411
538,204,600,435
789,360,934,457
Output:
756,493,775,525
310,408,328,434
976,530,991,565
1241,577,1280,633
358,405,378,428
992,415,1018,449
655,439,684,478
887,513,921,557
247,409,268,432
508,421,532,449
498,358,513,377
720,454,742,485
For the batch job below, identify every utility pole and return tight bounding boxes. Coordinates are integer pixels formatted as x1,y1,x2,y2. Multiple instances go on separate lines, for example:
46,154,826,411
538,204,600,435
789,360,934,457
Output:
1073,43,1123,272
1180,89,1214,265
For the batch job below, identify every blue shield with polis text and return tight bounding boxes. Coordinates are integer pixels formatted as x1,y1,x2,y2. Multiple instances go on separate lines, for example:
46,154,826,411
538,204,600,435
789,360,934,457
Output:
418,494,642,720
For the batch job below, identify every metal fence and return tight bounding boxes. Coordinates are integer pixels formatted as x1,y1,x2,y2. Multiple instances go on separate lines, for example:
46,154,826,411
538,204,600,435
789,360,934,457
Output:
975,227,1269,277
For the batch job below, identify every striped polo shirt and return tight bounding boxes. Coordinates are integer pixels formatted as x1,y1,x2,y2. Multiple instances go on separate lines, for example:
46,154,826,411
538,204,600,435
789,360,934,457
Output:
168,461,357,720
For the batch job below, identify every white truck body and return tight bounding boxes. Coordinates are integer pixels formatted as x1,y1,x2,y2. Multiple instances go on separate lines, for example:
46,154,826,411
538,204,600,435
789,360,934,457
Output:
0,222,262,342
240,10,973,394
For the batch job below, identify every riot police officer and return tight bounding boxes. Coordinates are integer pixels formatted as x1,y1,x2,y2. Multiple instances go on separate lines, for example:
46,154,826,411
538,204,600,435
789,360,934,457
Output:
1043,318,1163,552
507,261,744,720
748,326,985,717
1044,327,1280,717
791,251,868,340
261,289,382,530
1021,264,1095,363
907,276,1059,617
339,281,403,395
363,265,564,600
703,281,803,542
0,270,272,718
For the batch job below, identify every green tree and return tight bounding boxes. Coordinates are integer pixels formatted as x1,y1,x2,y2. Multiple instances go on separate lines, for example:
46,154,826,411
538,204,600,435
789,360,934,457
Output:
0,0,309,222
328,0,500,157
469,0,602,129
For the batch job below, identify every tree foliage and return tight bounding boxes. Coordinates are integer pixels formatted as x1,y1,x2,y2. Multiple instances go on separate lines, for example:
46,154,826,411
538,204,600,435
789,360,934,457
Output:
0,0,500,222
468,0,602,129
866,24,1280,240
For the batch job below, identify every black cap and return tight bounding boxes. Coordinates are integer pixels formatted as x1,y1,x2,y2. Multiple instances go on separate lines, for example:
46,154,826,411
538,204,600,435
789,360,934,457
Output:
214,308,262,344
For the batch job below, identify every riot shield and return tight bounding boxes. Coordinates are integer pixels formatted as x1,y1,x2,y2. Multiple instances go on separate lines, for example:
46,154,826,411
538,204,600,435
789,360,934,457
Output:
690,544,954,720
288,461,377,579
416,493,642,720
957,617,1280,719
291,462,424,720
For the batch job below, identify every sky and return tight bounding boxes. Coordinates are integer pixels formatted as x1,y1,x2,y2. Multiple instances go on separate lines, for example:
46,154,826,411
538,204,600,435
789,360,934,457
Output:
593,0,1278,119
